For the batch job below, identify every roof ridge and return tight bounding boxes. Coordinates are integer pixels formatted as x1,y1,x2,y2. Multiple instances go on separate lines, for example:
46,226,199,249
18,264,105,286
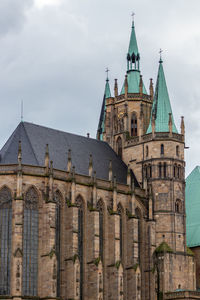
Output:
23,121,105,143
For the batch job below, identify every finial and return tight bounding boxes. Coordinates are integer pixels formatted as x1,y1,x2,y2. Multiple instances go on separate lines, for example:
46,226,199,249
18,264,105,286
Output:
114,79,118,97
45,144,49,155
149,78,154,100
105,68,110,81
45,144,49,170
67,149,72,172
109,160,113,181
18,140,22,164
89,154,93,177
50,160,53,175
159,48,163,63
131,12,135,26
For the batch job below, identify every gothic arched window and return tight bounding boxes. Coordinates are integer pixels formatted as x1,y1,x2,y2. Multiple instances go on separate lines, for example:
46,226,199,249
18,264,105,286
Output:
117,203,123,260
116,137,122,159
158,163,162,178
163,163,167,178
76,196,84,300
55,190,62,297
135,207,142,264
175,199,182,213
97,200,104,262
161,144,164,155
131,113,137,136
0,187,12,295
23,187,38,296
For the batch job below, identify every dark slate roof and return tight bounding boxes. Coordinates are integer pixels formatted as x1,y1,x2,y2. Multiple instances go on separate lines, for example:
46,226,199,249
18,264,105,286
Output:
0,122,139,186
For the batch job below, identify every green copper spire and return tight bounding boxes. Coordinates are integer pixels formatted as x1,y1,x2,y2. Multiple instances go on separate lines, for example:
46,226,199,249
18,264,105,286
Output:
97,78,112,140
146,59,178,134
127,20,140,71
105,78,111,99
120,20,147,95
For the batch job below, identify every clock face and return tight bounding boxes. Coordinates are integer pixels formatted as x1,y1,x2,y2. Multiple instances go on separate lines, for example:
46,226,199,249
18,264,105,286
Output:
118,112,124,119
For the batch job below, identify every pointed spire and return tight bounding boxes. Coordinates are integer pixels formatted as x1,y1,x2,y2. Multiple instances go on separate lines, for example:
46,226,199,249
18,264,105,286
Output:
146,59,178,134
149,78,154,100
181,116,185,136
105,78,111,99
45,144,49,170
114,79,118,97
97,76,112,140
127,18,140,71
67,149,72,172
89,154,93,177
109,160,113,181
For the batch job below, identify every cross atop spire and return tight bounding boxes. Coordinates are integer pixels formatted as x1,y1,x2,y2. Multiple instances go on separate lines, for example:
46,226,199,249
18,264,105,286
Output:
159,48,163,63
131,12,135,24
105,67,110,80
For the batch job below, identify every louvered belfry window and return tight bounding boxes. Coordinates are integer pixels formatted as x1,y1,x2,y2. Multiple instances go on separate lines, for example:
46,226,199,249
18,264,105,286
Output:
0,187,12,295
22,187,38,296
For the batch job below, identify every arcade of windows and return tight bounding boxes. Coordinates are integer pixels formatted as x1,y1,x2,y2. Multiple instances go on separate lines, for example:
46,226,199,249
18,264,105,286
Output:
0,186,141,298
144,163,183,179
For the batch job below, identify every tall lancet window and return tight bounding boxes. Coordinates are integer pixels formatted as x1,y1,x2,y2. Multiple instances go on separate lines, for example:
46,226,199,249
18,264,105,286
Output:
135,207,142,264
131,113,137,136
116,137,122,159
97,200,104,262
23,187,38,296
0,187,12,295
117,203,123,260
76,196,84,300
55,190,62,297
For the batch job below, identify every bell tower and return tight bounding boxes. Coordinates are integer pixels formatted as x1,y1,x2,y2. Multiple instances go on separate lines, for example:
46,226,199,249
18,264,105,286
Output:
97,19,153,165
97,19,197,296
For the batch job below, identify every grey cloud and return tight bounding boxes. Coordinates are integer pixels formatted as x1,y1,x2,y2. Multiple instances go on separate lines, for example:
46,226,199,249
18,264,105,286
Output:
0,0,200,176
0,0,33,36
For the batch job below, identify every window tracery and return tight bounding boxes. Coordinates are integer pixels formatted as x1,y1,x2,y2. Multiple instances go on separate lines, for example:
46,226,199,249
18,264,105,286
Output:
22,187,38,296
0,187,12,295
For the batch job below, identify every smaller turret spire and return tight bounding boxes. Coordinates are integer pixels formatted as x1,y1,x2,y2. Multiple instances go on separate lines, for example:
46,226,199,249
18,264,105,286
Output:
97,74,112,140
127,17,140,71
146,58,178,134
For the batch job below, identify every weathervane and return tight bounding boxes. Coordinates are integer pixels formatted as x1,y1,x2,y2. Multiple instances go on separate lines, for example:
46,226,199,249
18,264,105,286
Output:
105,67,110,80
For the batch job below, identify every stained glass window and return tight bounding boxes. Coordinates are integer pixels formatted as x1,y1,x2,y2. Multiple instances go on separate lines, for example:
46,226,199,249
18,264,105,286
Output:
0,187,12,295
22,187,38,296
97,200,104,262
117,204,123,260
55,190,61,297
76,196,84,300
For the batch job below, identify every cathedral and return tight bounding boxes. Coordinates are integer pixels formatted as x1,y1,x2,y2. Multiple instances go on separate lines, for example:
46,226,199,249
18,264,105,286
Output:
0,19,200,300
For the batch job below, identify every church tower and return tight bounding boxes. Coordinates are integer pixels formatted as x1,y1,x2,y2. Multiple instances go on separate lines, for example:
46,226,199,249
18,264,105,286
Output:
97,19,153,164
97,19,196,296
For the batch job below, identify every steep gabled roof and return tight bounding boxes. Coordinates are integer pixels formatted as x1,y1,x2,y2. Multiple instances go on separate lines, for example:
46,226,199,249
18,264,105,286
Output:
0,121,139,186
146,60,178,134
186,166,200,247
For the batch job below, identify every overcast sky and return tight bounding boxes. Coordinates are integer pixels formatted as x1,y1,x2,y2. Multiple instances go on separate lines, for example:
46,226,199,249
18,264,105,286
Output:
0,0,200,176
